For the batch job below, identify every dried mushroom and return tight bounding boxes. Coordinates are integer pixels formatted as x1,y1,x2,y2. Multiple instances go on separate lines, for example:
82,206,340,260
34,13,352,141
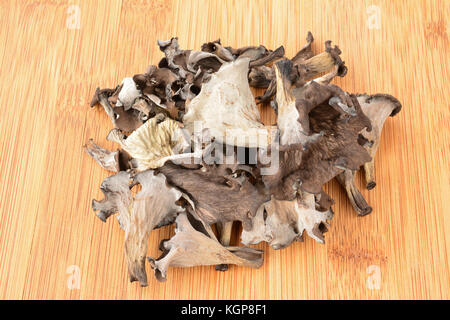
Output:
90,87,144,132
106,114,190,171
183,57,276,148
84,139,131,172
92,170,185,286
85,34,401,285
149,213,263,282
260,59,372,200
254,32,348,104
336,94,402,215
356,94,402,188
241,191,333,249
157,161,270,231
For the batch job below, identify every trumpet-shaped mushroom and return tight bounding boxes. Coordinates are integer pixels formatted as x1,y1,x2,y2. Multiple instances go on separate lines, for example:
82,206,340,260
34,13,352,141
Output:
241,191,333,249
90,88,144,132
90,85,121,108
183,57,276,148
256,33,347,104
133,67,179,103
149,213,263,282
334,94,401,215
158,38,225,78
300,41,347,83
357,94,402,189
92,170,185,286
249,46,285,68
290,31,314,65
201,39,235,62
274,59,324,146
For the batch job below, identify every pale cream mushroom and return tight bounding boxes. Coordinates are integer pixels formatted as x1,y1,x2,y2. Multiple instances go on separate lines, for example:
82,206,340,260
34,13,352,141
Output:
149,212,263,282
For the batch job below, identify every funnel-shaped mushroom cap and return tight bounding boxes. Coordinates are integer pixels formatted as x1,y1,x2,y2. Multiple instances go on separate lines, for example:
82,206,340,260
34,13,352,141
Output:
183,58,276,148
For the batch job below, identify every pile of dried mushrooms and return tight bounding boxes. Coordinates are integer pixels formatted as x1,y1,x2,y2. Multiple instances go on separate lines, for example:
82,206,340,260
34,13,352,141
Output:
86,33,401,286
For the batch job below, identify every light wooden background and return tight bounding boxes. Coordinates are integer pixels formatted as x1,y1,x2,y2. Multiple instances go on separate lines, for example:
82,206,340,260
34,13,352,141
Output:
0,0,448,300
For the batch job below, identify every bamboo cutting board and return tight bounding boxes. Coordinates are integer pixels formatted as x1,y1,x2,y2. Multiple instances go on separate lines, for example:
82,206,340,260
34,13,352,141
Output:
0,0,448,300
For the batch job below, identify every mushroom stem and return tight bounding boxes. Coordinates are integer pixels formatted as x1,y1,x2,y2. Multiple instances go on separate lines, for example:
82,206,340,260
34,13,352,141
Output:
219,221,234,245
256,77,276,104
309,65,339,85
274,59,295,106
125,228,150,287
215,221,234,271
303,51,336,75
336,170,372,216
98,93,117,126
249,45,285,68
364,158,376,190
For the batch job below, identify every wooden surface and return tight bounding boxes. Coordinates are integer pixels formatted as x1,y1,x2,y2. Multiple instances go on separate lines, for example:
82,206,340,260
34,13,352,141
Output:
0,0,449,300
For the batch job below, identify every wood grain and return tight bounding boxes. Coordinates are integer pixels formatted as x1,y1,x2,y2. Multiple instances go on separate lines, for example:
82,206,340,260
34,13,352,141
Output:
0,0,448,300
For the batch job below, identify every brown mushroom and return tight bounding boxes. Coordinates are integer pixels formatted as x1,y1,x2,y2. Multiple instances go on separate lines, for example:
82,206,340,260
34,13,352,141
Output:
201,39,234,62
158,38,225,78
248,65,274,88
91,88,144,132
336,169,373,216
249,45,285,68
333,93,401,215
133,67,179,102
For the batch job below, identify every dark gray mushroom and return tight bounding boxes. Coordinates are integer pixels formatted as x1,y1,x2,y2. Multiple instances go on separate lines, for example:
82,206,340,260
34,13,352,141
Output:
333,93,402,215
85,35,402,286
260,59,372,199
157,160,270,231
